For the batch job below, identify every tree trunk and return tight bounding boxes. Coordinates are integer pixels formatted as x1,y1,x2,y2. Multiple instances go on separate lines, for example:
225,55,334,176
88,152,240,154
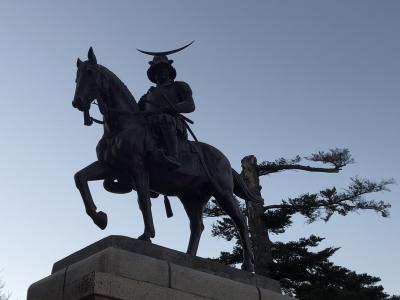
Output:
241,155,272,276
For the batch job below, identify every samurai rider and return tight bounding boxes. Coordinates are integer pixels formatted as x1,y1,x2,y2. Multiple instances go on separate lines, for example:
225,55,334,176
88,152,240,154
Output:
137,42,195,169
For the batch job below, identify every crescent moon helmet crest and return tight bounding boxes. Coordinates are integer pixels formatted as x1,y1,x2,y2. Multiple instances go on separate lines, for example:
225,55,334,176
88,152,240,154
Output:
137,41,194,84
136,41,194,56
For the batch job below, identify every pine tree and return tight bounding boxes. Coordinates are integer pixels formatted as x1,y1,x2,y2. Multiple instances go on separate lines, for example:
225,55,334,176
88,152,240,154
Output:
0,276,10,300
205,148,398,299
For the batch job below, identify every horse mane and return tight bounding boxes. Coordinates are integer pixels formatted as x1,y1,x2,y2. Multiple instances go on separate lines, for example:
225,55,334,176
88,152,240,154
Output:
98,64,139,112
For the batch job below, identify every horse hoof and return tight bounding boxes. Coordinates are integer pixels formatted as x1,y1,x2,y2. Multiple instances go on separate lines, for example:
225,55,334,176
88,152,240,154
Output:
241,261,255,273
138,233,152,243
94,211,108,230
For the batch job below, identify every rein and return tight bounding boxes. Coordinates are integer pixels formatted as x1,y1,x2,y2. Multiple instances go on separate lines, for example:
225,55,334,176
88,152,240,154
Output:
87,103,193,127
87,102,104,125
90,116,104,125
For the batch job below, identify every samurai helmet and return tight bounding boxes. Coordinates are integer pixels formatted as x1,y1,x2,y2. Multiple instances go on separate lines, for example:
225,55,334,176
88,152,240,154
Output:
137,41,194,84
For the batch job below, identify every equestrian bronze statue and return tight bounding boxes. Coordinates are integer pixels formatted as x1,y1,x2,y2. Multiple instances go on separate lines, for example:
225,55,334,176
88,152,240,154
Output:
72,45,260,272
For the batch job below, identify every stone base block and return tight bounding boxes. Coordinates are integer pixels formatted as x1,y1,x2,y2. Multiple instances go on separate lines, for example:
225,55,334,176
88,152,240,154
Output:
28,235,293,300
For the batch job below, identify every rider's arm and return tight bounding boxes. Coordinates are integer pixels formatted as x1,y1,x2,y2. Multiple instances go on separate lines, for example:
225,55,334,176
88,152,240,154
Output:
138,94,147,111
174,81,195,113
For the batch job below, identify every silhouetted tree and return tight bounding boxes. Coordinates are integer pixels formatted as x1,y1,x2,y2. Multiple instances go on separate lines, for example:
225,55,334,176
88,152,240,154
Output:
0,276,10,300
205,148,397,299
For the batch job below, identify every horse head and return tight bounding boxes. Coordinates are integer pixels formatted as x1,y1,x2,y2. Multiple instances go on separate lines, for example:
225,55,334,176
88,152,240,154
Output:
72,47,109,126
73,47,139,127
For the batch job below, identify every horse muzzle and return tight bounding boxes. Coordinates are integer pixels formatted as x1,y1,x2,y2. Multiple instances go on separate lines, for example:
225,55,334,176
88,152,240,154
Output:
72,97,94,126
72,96,91,112
72,96,83,110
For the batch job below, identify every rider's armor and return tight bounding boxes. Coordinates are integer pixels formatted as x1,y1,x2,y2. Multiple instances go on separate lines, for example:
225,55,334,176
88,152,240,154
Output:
139,80,194,139
137,42,196,169
138,71,195,169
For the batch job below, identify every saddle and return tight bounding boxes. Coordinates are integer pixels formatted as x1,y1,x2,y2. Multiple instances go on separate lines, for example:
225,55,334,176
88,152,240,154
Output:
147,131,203,177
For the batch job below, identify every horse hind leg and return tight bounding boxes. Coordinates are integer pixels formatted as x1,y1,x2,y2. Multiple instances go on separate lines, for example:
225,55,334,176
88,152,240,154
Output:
214,192,255,272
131,162,155,242
180,194,210,256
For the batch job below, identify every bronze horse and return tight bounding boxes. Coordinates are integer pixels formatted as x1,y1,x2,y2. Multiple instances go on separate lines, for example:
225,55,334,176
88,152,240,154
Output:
72,48,259,271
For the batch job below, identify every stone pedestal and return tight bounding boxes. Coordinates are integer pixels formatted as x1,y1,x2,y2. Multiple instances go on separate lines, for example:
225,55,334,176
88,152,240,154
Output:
28,235,292,300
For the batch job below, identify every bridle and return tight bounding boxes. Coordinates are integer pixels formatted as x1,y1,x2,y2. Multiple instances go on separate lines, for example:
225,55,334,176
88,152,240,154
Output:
80,66,165,126
81,65,109,126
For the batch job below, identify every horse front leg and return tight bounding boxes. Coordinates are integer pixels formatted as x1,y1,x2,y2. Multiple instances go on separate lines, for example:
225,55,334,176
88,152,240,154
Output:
131,160,155,242
74,160,111,229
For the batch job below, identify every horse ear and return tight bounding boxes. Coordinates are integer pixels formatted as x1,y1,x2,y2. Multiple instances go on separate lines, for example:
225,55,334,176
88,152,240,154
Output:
88,47,97,64
77,58,82,68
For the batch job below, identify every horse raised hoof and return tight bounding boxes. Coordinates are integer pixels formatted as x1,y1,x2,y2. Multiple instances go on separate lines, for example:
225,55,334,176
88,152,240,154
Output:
241,260,255,273
93,211,108,230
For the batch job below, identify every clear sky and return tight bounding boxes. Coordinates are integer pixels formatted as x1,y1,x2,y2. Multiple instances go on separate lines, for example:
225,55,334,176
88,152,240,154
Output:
0,1,399,299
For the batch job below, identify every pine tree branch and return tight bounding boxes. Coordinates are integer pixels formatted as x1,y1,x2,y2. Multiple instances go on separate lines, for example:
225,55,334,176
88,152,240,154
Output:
204,197,245,218
271,235,390,299
0,276,10,300
257,163,340,176
257,148,354,176
263,177,394,223
204,200,226,217
210,242,243,266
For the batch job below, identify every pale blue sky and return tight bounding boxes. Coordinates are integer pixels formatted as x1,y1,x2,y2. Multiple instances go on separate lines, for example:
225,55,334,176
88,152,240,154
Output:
0,1,399,299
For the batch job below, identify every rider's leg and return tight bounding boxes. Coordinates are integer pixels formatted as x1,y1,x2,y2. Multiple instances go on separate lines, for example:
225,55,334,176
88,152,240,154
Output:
162,126,179,158
159,116,181,168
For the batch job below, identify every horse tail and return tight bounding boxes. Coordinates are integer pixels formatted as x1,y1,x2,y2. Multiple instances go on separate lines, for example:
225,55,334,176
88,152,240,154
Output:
232,169,263,203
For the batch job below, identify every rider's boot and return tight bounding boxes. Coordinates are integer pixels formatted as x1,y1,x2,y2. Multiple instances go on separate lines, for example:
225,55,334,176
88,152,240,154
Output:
161,126,181,169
